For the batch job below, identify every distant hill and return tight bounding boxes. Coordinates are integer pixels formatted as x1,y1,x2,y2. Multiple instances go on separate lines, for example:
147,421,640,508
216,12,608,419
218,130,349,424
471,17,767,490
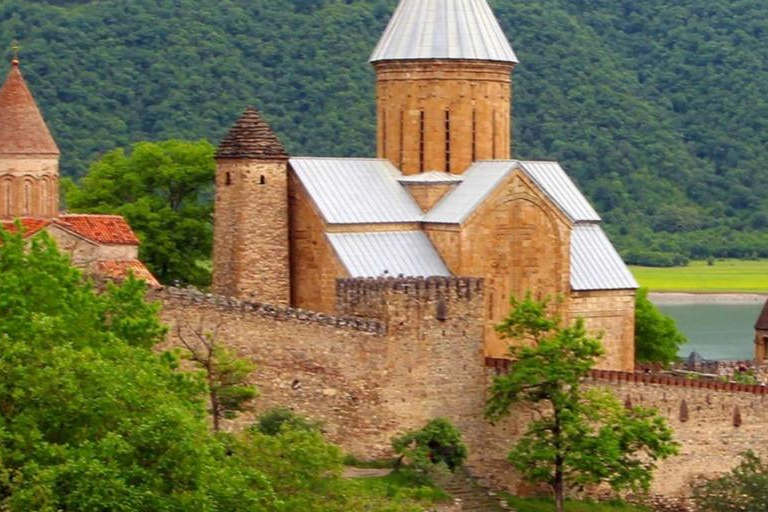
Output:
3,0,768,265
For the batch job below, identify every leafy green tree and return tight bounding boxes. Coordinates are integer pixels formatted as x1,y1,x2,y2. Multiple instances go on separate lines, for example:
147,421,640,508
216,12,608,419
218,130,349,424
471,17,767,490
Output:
0,227,276,511
392,419,468,473
635,288,688,364
65,140,215,286
692,451,768,511
176,320,258,431
486,294,678,512
256,407,319,436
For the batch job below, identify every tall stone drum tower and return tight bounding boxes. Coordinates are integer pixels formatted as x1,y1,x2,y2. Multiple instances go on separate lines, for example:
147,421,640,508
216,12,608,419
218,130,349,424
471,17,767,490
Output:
371,0,518,175
212,107,291,305
0,58,60,219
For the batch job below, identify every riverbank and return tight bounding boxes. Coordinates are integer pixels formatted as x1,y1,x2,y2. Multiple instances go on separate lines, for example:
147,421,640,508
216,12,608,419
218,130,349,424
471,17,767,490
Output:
650,292,767,305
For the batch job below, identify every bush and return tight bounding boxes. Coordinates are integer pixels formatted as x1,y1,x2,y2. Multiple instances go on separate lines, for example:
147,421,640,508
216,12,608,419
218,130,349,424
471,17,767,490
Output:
391,419,467,472
692,451,768,511
255,407,319,436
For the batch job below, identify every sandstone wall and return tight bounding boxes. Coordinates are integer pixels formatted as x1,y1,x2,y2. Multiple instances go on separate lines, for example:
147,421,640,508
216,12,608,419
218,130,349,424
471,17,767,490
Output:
374,60,514,175
476,364,768,497
212,158,290,305
46,225,138,265
570,290,636,372
0,154,58,219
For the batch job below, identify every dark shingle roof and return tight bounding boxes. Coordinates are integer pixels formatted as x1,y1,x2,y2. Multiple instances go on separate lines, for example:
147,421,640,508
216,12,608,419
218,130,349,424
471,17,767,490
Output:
756,298,768,330
216,106,288,160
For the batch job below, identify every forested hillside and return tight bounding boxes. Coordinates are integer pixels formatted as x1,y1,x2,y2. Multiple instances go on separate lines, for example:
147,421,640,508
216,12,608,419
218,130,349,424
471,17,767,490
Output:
2,0,768,264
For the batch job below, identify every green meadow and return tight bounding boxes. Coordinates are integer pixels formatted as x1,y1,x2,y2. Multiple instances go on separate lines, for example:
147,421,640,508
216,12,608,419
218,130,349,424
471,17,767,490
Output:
630,260,768,293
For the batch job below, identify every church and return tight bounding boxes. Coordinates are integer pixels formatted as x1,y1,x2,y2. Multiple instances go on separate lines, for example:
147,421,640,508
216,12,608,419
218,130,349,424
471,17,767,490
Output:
212,0,638,370
0,56,158,287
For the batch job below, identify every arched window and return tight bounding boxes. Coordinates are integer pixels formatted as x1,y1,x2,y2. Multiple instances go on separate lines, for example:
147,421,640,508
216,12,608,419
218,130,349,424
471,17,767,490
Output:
23,179,32,216
40,177,49,216
0,177,11,217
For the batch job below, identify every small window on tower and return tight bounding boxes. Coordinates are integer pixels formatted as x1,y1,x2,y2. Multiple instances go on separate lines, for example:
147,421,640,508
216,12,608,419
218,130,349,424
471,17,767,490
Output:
260,175,266,185
225,172,232,186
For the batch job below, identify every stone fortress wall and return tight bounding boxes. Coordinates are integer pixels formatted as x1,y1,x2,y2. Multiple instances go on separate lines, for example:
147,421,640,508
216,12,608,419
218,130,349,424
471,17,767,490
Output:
156,280,768,499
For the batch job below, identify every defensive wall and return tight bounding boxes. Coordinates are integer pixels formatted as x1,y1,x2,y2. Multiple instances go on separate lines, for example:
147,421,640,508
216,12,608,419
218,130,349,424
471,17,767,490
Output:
156,279,768,498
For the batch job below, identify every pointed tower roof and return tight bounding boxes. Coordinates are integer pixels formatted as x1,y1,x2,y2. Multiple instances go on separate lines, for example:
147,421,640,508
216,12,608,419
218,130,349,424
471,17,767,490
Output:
216,106,288,160
0,60,60,156
370,0,518,64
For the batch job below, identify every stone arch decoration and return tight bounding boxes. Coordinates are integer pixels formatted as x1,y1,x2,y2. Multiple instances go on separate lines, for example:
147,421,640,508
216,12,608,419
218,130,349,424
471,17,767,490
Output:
0,175,13,218
22,176,34,216
483,189,566,355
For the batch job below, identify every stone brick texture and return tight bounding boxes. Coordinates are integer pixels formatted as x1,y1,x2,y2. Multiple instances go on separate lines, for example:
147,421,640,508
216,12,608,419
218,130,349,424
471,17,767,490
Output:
212,158,290,305
158,280,763,499
374,60,514,175
0,156,59,219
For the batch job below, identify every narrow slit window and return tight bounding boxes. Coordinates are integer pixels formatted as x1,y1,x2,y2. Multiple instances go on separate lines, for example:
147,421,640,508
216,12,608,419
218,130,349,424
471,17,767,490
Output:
419,110,425,173
399,110,404,168
445,110,451,173
260,175,266,185
492,110,497,159
23,181,31,215
472,109,477,162
225,172,232,186
382,109,387,157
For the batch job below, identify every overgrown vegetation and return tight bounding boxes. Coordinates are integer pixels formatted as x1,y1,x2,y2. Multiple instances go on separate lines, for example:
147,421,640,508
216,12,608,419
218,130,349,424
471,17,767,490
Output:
392,418,468,472
486,295,678,512
0,225,442,511
3,0,768,264
692,451,768,511
634,288,687,364
505,495,650,512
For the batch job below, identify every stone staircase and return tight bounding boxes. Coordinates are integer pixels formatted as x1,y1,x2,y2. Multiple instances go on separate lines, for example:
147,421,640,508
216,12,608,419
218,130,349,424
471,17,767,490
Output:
434,467,511,512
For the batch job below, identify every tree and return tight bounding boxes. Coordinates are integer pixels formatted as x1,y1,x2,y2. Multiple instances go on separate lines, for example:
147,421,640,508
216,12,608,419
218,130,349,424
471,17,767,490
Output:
176,319,258,431
692,451,768,511
485,295,678,512
635,288,688,364
65,140,215,286
0,227,276,510
391,418,468,472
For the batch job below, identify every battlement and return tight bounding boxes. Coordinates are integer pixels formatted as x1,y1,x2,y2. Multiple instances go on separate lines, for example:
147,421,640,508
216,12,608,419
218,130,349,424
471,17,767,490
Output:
336,276,484,322
487,358,768,396
157,286,386,335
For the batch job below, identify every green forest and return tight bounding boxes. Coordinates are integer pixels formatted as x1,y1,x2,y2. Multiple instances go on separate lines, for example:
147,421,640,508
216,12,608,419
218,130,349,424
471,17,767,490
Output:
2,0,768,265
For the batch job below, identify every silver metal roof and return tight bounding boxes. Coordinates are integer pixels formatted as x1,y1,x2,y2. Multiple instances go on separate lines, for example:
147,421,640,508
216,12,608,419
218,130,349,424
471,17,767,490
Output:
570,225,638,291
424,160,601,224
518,161,601,223
328,231,451,278
370,0,518,64
398,171,464,184
290,157,424,224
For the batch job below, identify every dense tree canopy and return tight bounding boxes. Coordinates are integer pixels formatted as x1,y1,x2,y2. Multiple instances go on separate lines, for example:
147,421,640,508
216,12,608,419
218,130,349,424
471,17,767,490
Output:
64,140,215,286
635,288,688,364
486,295,678,512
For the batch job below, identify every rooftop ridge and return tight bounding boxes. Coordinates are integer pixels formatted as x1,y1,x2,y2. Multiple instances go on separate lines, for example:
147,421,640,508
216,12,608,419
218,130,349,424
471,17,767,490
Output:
337,276,483,296
216,106,288,160
159,286,387,335
0,62,60,156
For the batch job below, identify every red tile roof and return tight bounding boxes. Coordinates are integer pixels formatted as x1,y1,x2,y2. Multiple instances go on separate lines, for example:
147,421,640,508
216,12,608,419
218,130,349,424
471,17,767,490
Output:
1,218,51,237
94,260,161,288
216,106,288,160
54,214,140,245
0,61,59,155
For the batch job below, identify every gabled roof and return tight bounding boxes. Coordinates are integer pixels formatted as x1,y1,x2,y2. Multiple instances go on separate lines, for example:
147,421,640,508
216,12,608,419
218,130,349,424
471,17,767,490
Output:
370,0,518,64
570,225,638,291
1,218,50,237
0,61,59,156
424,160,600,224
328,231,450,278
216,106,288,160
93,260,161,288
290,157,423,224
54,215,140,245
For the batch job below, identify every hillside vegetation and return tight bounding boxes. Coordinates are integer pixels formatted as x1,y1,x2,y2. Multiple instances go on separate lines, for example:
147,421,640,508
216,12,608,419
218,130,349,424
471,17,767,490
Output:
2,0,768,264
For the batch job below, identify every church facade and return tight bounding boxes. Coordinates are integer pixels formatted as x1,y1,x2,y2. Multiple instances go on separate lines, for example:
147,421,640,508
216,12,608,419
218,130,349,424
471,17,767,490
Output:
211,0,638,370
0,57,158,287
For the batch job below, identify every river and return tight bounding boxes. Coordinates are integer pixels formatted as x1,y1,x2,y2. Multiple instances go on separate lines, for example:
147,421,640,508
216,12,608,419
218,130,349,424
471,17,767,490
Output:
653,297,765,361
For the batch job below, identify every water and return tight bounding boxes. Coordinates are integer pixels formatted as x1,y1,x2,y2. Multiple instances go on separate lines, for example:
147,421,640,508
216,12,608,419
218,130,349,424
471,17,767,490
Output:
656,302,763,361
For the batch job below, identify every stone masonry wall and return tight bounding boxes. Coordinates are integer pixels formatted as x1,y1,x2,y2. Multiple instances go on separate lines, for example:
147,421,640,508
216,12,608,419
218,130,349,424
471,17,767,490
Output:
570,290,636,372
375,60,514,175
212,158,290,305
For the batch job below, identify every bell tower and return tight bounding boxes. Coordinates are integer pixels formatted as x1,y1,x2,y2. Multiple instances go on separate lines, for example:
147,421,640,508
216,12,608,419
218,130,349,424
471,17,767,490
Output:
371,0,518,175
0,55,60,219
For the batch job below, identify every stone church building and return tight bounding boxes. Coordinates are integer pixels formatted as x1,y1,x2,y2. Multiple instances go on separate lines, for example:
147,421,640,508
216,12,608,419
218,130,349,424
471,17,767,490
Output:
212,0,638,370
0,57,158,287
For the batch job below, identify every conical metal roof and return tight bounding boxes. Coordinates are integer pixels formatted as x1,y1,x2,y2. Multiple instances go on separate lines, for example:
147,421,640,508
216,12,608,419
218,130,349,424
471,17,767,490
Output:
0,61,59,156
370,0,518,64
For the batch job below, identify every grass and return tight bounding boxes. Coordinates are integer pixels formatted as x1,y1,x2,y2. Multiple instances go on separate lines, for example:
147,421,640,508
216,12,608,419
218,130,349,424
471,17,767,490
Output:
344,469,451,509
505,495,649,512
630,259,768,293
